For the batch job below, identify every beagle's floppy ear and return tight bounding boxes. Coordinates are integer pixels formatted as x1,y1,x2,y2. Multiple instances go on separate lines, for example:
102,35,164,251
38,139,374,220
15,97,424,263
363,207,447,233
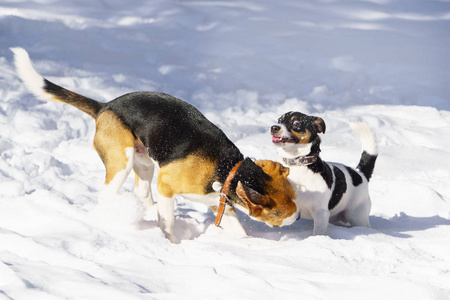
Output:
280,165,290,178
236,181,274,217
313,117,326,134
254,160,290,178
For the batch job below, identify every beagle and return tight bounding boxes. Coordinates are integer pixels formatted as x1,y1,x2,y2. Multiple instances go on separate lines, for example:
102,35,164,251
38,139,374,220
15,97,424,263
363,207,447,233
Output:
271,111,378,236
12,48,299,242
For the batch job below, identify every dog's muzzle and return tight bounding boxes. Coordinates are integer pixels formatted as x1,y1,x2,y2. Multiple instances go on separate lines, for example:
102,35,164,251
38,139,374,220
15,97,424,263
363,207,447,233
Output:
271,125,281,134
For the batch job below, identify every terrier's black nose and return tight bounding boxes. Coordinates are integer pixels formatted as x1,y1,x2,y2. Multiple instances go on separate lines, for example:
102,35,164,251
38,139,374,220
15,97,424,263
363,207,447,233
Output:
271,125,281,134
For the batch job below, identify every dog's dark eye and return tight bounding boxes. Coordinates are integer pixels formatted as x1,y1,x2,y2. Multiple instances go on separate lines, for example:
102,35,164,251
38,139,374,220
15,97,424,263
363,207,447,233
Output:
277,117,282,124
293,120,301,128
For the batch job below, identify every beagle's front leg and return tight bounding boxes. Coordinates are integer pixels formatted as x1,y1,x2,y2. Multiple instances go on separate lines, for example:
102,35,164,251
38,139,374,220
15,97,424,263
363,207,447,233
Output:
211,205,247,237
157,195,175,242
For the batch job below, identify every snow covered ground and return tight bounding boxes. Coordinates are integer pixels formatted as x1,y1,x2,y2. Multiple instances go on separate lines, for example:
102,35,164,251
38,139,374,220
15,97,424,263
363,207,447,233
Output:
1,0,450,299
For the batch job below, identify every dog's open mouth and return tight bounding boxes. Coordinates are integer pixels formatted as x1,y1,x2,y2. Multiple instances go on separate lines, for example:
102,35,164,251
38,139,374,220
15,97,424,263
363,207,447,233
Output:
272,136,298,144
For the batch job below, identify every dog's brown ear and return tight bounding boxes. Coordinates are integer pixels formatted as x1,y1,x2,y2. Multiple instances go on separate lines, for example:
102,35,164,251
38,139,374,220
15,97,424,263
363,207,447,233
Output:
255,160,290,178
280,165,290,178
314,117,326,134
236,181,274,217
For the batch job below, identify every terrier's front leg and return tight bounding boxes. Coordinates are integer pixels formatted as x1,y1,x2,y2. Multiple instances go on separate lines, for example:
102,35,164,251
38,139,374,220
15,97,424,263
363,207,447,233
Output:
312,208,330,236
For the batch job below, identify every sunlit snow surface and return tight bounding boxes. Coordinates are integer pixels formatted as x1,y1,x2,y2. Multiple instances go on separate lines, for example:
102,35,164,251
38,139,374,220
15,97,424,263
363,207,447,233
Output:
1,1,450,299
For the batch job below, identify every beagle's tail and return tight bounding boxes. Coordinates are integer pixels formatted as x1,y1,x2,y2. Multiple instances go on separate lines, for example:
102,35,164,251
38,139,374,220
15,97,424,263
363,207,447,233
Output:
11,47,103,118
349,121,378,181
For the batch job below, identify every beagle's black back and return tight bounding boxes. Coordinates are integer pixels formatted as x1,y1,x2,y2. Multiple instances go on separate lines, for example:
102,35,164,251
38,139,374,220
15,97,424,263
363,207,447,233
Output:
104,92,243,179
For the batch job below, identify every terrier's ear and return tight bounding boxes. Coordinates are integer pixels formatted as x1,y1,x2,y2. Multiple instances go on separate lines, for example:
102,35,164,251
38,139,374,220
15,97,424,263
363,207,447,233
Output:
314,117,326,134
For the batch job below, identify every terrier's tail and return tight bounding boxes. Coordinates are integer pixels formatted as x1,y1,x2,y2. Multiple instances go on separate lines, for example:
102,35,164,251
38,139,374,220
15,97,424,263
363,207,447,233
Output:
11,47,103,118
349,121,378,181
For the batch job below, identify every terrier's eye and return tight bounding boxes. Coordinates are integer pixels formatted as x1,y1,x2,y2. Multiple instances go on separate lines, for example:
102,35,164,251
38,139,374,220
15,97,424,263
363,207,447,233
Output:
293,120,301,128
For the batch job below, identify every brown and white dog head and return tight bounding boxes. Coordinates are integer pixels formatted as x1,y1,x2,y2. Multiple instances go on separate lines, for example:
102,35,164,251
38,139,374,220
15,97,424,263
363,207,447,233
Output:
235,160,299,227
271,111,325,158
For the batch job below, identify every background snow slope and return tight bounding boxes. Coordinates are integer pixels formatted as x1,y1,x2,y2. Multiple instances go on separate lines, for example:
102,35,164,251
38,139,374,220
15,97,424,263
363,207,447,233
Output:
1,0,450,299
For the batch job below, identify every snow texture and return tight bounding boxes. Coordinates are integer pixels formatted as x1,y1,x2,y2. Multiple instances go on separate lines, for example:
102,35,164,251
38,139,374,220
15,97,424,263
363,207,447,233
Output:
1,0,450,299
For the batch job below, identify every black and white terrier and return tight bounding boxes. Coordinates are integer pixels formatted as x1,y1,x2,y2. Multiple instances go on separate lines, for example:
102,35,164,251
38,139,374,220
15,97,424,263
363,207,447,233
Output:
271,111,378,235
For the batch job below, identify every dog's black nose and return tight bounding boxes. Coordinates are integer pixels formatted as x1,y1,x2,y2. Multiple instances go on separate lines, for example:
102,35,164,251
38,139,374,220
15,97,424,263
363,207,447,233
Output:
271,125,281,134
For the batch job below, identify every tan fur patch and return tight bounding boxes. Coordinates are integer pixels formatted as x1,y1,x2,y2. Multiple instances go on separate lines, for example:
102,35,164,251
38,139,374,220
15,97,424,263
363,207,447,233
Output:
291,128,312,144
253,160,297,226
314,117,326,133
157,154,217,198
93,110,136,184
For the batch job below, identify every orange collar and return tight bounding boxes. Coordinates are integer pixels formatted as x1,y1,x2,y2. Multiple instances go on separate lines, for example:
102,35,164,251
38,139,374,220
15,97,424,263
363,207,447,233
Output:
215,160,243,227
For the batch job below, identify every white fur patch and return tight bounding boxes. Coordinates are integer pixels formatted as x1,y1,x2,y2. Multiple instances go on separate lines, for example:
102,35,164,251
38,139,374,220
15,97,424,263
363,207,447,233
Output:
273,124,289,138
133,147,156,210
349,121,378,155
10,47,54,102
157,195,175,242
276,143,312,159
281,205,301,226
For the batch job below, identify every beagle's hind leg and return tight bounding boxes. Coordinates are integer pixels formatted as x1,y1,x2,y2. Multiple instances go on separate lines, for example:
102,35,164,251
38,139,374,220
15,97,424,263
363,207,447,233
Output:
133,141,156,210
93,111,136,203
